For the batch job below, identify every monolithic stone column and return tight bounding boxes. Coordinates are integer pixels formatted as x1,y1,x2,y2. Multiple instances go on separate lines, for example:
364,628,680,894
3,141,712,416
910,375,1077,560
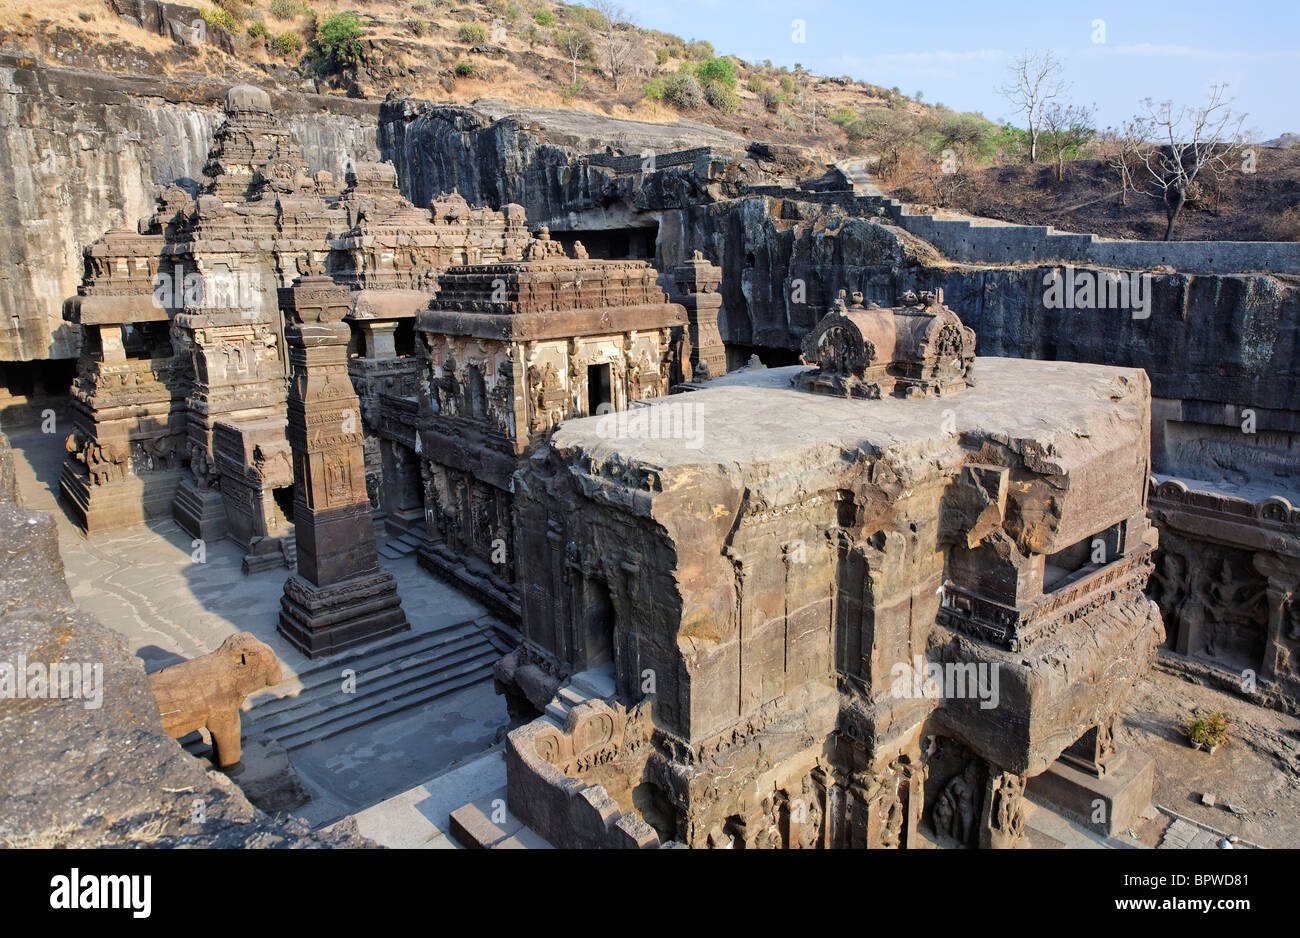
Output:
669,250,727,380
277,275,409,657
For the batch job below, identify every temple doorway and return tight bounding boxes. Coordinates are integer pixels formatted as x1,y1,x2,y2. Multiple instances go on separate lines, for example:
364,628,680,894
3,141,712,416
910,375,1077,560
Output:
583,579,616,668
588,363,612,414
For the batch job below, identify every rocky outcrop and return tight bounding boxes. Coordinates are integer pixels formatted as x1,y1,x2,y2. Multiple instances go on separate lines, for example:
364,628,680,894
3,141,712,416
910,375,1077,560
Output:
0,431,370,847
377,98,776,232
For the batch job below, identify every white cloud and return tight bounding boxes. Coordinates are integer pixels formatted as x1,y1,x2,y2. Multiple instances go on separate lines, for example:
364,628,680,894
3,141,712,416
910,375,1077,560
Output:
1109,43,1300,61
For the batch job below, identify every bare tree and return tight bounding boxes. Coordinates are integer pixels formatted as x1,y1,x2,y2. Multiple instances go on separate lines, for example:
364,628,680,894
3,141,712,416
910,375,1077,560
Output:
555,27,593,85
1039,100,1096,181
1138,83,1247,240
859,109,919,182
998,50,1065,163
1100,119,1146,206
590,0,636,92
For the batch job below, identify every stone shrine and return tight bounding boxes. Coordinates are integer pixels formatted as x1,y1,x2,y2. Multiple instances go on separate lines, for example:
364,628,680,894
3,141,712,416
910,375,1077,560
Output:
496,296,1164,848
412,257,688,616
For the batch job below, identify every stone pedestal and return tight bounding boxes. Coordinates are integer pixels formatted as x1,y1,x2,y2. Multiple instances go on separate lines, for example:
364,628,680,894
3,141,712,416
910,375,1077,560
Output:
359,321,399,359
62,463,184,532
276,275,408,658
1027,748,1155,838
173,477,230,541
668,251,727,381
279,567,407,657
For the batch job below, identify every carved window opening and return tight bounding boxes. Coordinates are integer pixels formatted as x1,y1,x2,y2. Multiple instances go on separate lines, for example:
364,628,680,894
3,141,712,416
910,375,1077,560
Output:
393,320,415,357
120,322,171,360
466,364,487,419
587,363,612,415
550,226,656,260
1044,521,1124,592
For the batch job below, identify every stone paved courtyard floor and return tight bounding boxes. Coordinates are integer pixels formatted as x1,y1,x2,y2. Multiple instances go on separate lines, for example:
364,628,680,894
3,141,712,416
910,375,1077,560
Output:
5,425,509,823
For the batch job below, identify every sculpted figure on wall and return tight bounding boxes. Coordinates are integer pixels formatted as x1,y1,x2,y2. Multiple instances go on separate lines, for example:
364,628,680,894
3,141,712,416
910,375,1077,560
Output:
932,761,981,846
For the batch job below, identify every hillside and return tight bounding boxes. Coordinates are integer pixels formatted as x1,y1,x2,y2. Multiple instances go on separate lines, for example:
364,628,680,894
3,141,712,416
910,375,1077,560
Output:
1,0,1294,243
889,147,1300,243
0,0,941,168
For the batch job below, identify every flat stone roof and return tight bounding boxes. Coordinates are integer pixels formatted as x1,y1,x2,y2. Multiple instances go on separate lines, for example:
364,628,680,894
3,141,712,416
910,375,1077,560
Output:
550,357,1150,473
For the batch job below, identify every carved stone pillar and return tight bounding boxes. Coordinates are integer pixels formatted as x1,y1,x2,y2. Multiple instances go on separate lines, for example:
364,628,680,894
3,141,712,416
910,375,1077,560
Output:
668,251,727,381
277,275,409,657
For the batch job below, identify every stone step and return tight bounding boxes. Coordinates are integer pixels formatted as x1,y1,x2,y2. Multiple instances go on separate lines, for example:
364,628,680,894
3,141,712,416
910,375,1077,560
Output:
541,668,614,724
570,667,615,700
377,543,408,560
244,629,491,736
183,621,497,759
543,700,569,724
268,617,482,690
348,749,510,848
449,787,520,848
448,786,552,849
1022,798,1139,849
396,533,424,549
273,656,497,751
188,653,497,759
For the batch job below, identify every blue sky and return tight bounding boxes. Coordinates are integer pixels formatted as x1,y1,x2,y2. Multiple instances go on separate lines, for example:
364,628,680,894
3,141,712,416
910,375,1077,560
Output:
616,0,1299,137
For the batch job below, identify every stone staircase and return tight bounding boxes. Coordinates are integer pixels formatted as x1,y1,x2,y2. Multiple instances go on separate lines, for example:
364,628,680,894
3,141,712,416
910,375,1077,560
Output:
377,531,423,560
543,665,616,726
242,534,296,574
183,617,502,757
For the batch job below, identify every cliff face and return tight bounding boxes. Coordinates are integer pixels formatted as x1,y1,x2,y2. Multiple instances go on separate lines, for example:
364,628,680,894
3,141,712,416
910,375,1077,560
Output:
934,267,1299,483
0,60,381,362
376,98,764,230
379,101,603,226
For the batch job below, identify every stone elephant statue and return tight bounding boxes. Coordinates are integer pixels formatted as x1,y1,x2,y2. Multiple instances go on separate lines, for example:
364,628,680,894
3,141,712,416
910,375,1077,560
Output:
148,632,284,770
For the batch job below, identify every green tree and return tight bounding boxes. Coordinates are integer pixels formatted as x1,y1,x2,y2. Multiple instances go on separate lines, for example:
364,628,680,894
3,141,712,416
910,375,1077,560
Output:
1040,101,1097,181
309,11,364,74
695,56,737,89
929,112,999,164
